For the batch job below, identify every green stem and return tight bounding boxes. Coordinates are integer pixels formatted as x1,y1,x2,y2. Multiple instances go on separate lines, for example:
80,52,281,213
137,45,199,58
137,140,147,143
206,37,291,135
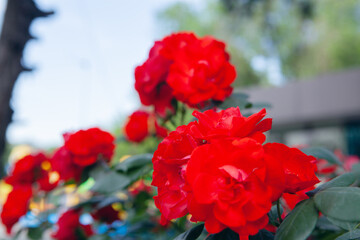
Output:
180,103,186,125
277,199,283,224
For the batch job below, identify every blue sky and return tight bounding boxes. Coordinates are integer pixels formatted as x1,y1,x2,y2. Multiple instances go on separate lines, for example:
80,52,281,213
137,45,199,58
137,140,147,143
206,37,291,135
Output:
0,0,200,147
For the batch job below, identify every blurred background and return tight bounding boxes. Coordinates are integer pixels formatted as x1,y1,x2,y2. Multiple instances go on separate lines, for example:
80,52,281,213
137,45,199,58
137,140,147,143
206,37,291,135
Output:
1,0,360,171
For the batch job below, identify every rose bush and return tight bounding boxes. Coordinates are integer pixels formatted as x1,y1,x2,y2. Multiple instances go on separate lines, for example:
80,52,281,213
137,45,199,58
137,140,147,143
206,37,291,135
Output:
1,32,358,240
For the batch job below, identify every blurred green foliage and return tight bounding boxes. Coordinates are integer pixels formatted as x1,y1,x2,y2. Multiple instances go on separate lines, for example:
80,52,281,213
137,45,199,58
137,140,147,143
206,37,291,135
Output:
157,0,360,86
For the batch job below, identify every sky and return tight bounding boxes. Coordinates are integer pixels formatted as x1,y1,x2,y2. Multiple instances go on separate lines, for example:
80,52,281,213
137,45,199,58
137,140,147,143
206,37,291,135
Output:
0,0,201,148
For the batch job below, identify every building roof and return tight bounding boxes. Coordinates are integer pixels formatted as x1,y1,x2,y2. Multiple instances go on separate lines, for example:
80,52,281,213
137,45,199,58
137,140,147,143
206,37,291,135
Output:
241,68,360,130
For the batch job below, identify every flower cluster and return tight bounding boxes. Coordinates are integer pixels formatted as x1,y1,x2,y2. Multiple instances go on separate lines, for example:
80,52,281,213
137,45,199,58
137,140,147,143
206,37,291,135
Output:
0,127,115,234
50,127,115,182
53,205,123,240
135,32,236,116
1,153,57,233
152,107,319,238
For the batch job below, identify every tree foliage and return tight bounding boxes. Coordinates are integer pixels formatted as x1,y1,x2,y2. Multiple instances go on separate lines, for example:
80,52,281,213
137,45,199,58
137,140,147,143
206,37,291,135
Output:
157,0,360,86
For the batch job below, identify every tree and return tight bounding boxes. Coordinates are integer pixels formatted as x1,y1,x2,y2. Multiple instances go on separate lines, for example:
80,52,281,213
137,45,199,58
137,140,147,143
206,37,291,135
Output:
0,0,53,178
157,0,360,86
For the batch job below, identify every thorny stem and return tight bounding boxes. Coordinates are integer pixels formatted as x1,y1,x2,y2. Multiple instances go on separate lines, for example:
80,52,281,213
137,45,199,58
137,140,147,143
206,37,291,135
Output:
277,199,283,224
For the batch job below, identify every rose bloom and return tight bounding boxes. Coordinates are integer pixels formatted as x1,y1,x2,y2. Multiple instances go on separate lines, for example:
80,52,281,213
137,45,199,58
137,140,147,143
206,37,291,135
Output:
263,143,319,194
123,110,168,143
152,122,202,224
135,33,197,116
152,107,319,237
282,186,315,213
64,127,115,166
5,153,47,185
1,185,32,234
135,32,236,114
186,139,273,237
152,107,272,225
52,209,93,240
166,36,236,106
5,153,58,192
91,205,121,224
316,158,337,176
50,146,83,182
192,107,272,144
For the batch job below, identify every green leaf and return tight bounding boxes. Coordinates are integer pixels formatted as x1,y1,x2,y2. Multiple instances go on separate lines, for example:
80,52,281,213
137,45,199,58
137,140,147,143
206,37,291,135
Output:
126,164,152,183
316,217,341,231
174,223,204,240
90,166,131,194
307,171,359,196
302,147,342,165
335,229,360,240
115,154,153,172
314,187,360,222
218,92,250,109
275,199,318,240
75,227,88,240
27,227,43,240
251,102,272,109
88,235,112,240
206,228,239,240
249,229,274,240
327,216,359,231
351,163,360,173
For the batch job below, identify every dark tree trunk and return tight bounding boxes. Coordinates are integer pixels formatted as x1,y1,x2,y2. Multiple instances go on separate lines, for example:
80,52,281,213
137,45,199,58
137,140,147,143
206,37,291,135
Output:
0,0,53,178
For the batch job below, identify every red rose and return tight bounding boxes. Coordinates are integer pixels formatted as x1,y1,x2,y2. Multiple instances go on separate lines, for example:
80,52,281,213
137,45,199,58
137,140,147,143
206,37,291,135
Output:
50,146,83,182
152,108,273,225
152,122,202,224
5,153,46,185
263,143,319,194
344,155,360,172
135,33,197,116
135,42,173,116
91,205,121,224
52,209,93,240
335,150,360,172
282,186,315,212
5,153,58,192
64,127,115,166
1,185,32,234
167,36,236,106
316,158,337,176
192,107,272,143
186,139,272,237
135,32,236,114
123,110,167,143
124,111,150,143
